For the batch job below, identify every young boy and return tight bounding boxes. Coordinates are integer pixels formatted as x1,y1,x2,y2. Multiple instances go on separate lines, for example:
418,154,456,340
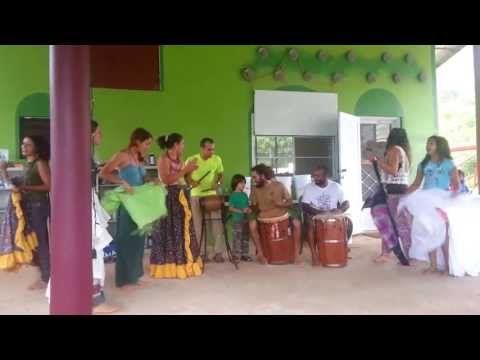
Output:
228,175,252,262
458,170,470,193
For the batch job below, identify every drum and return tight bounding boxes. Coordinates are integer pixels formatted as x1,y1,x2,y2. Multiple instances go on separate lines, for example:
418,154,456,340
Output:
200,195,224,212
313,215,348,268
258,213,295,265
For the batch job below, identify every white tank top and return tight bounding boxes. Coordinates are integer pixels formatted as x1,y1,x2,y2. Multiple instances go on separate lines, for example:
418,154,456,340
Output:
381,146,410,185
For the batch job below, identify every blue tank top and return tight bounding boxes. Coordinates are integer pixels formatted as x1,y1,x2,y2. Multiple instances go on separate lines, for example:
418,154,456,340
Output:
420,159,455,191
118,164,145,187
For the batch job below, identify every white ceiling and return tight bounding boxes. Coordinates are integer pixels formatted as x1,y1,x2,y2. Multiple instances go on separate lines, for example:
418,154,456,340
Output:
435,45,466,67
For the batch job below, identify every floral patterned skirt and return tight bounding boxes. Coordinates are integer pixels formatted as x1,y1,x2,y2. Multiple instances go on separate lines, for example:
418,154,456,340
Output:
371,194,412,257
0,192,38,271
149,185,203,279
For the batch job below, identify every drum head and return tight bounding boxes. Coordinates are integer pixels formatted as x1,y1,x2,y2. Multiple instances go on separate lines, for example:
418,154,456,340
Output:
313,214,345,221
258,213,289,223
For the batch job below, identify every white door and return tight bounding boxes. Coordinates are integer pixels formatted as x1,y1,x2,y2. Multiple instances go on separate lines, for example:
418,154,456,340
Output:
338,112,363,236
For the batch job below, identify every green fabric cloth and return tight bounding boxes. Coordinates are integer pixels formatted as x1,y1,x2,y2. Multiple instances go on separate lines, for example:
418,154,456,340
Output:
101,183,168,233
229,191,249,223
186,154,224,197
115,205,145,287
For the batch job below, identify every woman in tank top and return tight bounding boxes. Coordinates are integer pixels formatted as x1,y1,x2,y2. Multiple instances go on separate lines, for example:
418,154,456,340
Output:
369,128,413,264
149,133,204,280
20,136,51,290
100,128,153,291
1,136,51,290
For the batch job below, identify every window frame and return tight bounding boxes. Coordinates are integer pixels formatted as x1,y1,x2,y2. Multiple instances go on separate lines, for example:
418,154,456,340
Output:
253,134,335,176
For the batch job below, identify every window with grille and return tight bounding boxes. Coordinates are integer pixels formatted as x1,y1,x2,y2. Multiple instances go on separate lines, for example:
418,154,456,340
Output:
360,120,400,201
255,136,335,176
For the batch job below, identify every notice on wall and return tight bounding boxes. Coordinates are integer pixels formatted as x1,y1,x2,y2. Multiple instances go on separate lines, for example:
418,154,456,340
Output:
0,149,8,162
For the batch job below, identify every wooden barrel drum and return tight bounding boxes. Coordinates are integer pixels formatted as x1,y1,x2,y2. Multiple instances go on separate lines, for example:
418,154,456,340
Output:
314,215,348,268
200,195,224,212
257,213,295,265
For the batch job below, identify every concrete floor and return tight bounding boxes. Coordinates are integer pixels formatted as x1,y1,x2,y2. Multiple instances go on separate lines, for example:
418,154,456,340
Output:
2,235,480,315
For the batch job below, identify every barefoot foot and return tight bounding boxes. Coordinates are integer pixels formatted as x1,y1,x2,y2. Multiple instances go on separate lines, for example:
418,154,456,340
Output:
257,254,267,265
294,257,304,265
312,258,321,267
28,279,47,291
118,284,140,293
93,303,121,315
422,267,437,274
374,255,390,264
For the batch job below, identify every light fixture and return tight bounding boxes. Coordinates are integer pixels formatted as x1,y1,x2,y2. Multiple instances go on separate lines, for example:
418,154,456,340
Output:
257,47,269,58
303,71,313,81
381,52,392,63
274,67,285,81
392,73,402,83
331,72,343,83
317,50,329,62
288,48,299,61
366,72,376,83
242,67,256,81
346,50,356,63
404,53,415,64
417,71,426,82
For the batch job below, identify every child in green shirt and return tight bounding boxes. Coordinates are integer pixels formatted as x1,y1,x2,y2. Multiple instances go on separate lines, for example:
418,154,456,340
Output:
228,174,252,262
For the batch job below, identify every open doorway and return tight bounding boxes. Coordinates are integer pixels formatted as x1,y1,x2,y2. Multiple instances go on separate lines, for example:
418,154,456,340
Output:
436,45,477,192
359,116,401,232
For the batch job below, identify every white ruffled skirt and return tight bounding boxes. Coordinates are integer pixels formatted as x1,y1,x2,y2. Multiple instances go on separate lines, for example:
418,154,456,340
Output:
399,189,480,277
46,191,113,302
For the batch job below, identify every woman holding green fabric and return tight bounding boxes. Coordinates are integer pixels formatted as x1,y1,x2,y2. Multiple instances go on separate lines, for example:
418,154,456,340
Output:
150,133,203,279
100,128,153,291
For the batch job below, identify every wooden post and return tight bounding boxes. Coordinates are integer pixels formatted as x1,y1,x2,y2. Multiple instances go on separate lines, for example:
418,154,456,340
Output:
474,46,480,194
49,46,92,315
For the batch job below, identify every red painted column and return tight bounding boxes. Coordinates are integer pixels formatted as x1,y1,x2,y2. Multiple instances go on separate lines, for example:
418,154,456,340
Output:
49,46,92,315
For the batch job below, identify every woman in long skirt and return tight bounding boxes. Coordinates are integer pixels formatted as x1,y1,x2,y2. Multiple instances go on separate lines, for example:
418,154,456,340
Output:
150,133,203,279
100,128,153,290
405,135,459,274
369,128,413,264
1,136,51,290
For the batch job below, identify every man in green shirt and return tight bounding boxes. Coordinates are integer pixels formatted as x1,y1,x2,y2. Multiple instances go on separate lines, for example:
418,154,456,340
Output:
187,138,226,263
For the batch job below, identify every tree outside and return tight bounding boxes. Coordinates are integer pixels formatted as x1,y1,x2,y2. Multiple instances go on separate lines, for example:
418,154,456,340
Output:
437,45,477,190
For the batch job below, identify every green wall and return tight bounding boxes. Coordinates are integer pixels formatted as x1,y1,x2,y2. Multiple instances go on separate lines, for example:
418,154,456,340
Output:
0,45,437,182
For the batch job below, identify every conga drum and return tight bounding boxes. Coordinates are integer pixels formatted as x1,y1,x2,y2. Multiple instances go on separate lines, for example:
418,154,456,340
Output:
257,213,295,265
314,215,348,268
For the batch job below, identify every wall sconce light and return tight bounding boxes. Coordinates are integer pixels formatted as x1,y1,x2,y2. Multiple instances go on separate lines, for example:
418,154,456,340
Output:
392,73,402,83
417,71,426,82
346,50,356,63
366,72,377,83
274,67,285,81
404,53,415,64
381,52,392,63
303,71,313,81
288,48,299,61
317,50,329,62
257,47,269,58
241,67,256,81
331,72,343,83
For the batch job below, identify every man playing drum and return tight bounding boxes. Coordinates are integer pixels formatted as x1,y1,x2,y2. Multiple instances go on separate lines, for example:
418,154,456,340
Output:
187,138,226,263
248,164,303,265
301,165,352,266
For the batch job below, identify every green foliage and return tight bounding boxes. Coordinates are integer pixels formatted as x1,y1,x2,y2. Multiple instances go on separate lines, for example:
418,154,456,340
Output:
438,88,477,188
